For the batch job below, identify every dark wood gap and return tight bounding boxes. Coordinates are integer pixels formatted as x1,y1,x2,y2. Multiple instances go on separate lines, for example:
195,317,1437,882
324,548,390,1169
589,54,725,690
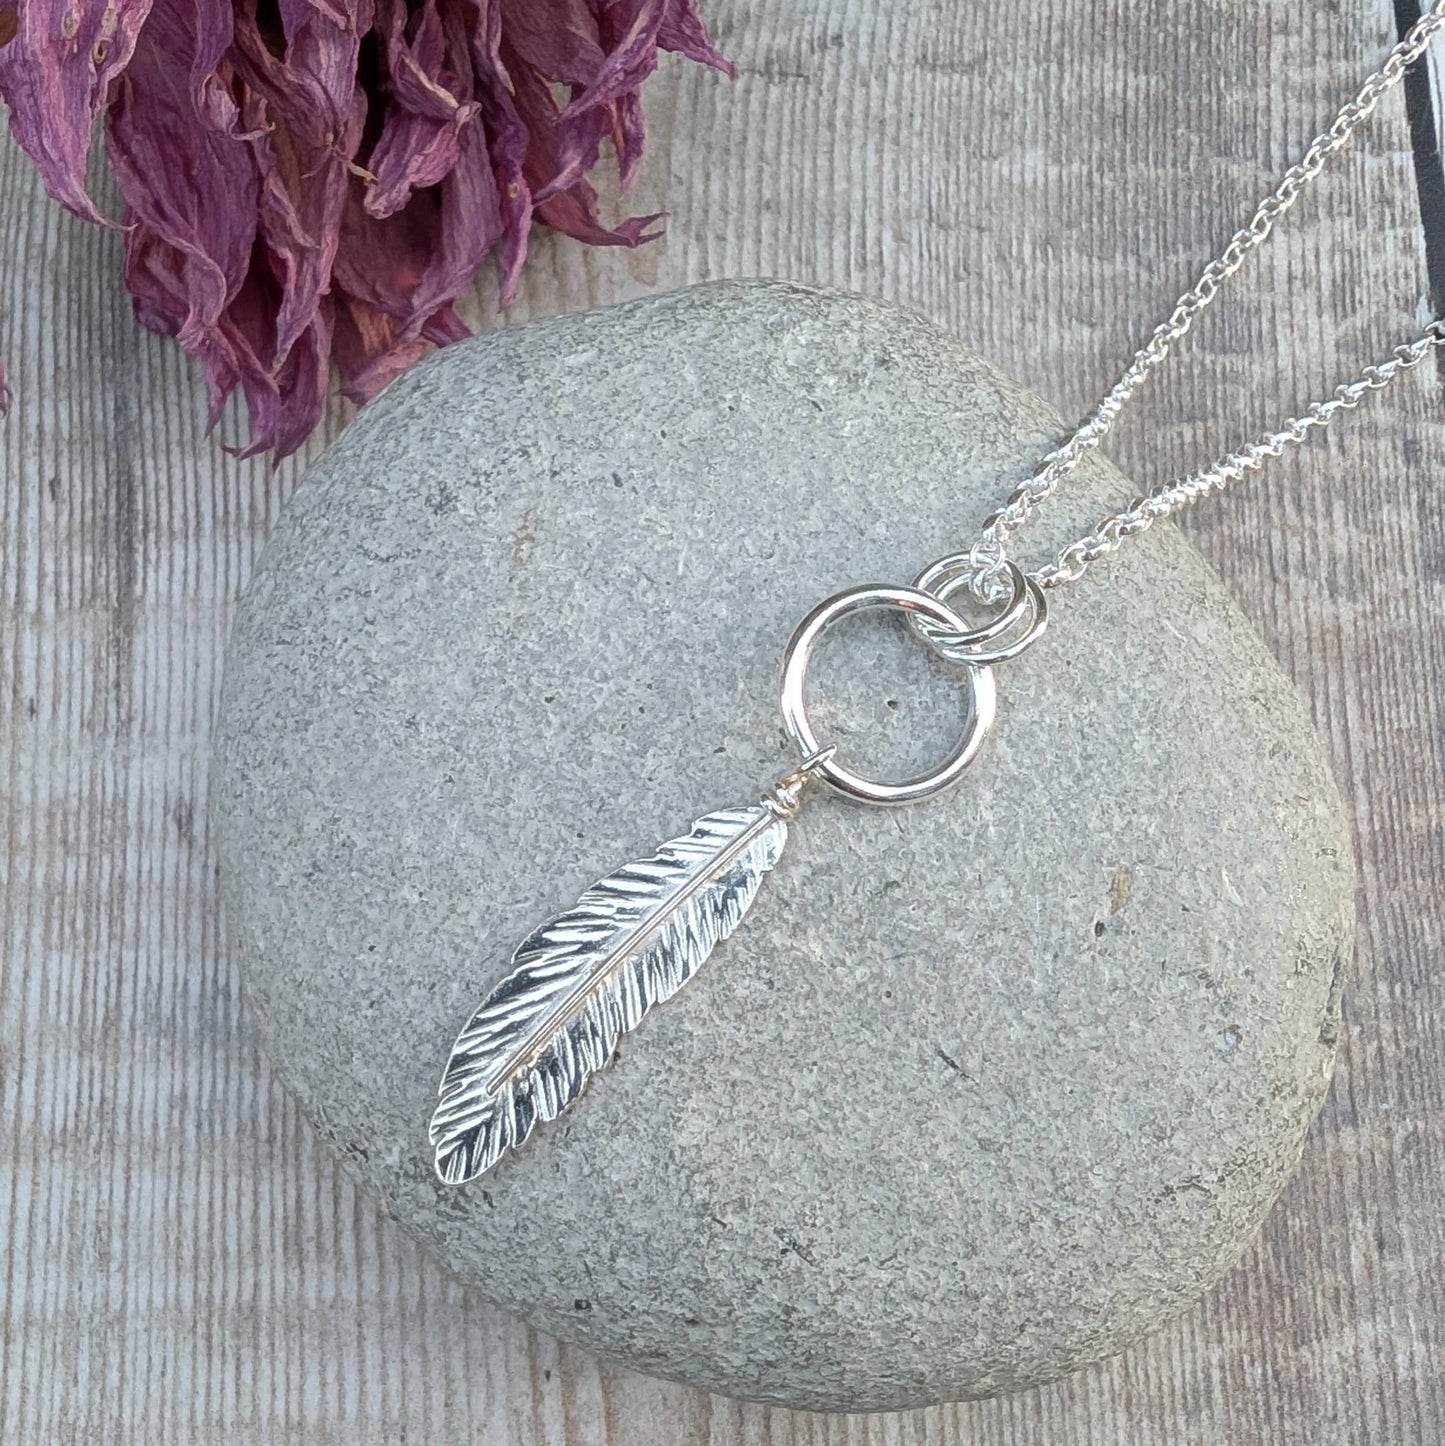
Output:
1393,0,1445,376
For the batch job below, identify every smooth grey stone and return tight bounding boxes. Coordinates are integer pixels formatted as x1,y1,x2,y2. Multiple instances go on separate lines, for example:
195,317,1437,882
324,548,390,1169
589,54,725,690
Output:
214,280,1354,1412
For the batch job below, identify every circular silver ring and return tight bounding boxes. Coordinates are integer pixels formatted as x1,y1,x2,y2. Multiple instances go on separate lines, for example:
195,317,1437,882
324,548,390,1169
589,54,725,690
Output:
779,584,996,806
910,557,1049,666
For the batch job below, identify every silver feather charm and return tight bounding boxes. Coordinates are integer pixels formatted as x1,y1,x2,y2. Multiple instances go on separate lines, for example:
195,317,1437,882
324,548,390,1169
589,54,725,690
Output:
430,801,790,1184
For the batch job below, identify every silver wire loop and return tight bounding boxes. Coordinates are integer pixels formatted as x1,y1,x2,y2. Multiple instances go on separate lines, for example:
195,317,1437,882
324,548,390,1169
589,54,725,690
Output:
766,746,837,818
908,556,1049,666
779,584,997,806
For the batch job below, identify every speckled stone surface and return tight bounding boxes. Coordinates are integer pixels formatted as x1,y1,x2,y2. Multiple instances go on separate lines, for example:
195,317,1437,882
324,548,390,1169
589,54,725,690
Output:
214,280,1355,1412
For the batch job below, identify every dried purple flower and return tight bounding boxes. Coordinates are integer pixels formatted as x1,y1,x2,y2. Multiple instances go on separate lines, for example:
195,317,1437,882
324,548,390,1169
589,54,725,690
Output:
0,0,730,456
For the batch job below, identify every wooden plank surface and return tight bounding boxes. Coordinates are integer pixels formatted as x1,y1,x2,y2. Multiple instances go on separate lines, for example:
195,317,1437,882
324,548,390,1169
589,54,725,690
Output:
3,1,1444,1441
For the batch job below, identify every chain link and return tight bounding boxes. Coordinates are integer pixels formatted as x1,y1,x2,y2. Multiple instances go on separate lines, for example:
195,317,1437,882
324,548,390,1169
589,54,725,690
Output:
964,0,1445,598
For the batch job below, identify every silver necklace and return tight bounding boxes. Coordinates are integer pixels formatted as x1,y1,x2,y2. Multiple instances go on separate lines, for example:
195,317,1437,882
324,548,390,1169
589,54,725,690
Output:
429,5,1445,1185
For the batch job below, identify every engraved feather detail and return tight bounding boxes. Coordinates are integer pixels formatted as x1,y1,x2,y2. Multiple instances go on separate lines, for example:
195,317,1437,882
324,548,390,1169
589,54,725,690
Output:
430,803,789,1185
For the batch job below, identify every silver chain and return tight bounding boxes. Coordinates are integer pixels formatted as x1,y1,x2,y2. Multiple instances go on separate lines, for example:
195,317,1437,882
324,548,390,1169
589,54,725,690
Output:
790,9,1445,802
964,0,1445,598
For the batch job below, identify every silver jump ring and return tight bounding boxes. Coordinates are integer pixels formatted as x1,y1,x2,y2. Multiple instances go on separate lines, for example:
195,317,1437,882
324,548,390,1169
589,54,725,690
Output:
909,556,1049,666
909,556,1030,653
936,572,1048,665
779,584,996,806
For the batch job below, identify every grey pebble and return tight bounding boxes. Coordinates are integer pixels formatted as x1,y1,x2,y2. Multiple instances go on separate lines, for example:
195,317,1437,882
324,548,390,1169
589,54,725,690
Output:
215,280,1354,1411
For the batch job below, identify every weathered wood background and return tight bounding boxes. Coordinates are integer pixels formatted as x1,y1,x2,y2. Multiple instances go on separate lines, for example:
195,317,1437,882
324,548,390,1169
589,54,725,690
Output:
4,1,1445,1441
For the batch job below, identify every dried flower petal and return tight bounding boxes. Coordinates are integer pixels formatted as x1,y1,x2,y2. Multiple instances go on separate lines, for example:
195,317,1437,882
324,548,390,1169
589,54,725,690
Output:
364,0,476,220
0,0,155,221
0,0,731,456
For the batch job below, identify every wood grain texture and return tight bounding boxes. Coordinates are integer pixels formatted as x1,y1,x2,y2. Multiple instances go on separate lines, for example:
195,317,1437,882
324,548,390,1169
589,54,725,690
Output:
3,1,1444,1441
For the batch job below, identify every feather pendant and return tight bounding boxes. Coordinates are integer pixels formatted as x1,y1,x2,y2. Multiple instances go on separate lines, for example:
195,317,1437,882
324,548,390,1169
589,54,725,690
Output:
430,802,790,1185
